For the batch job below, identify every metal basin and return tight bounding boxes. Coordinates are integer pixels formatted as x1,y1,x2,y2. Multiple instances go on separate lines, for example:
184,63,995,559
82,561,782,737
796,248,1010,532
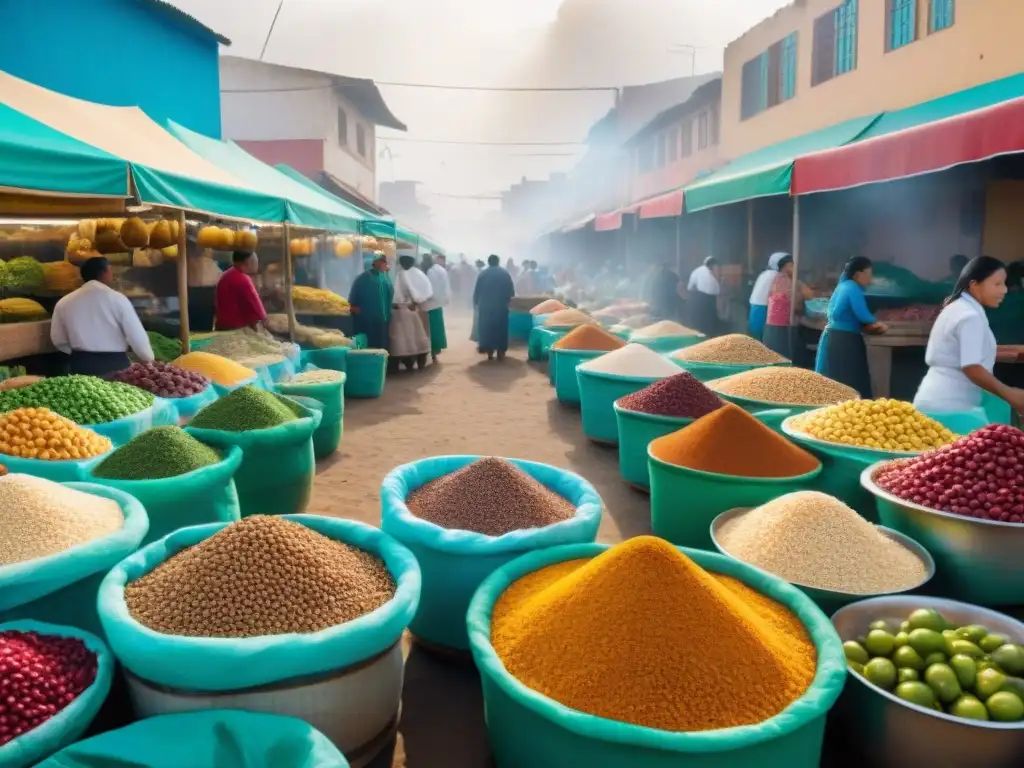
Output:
831,596,1024,767
710,507,935,616
861,462,1024,606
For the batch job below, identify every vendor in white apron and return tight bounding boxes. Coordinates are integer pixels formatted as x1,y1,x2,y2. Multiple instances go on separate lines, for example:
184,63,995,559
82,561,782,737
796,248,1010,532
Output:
914,256,1024,421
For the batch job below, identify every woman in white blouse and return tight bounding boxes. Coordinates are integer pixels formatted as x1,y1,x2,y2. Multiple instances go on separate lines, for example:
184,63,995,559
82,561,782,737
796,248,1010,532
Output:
687,256,721,336
914,256,1024,416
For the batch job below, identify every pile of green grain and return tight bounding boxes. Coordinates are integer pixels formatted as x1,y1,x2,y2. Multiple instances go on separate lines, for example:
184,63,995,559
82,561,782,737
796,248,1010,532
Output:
189,386,300,432
93,426,221,480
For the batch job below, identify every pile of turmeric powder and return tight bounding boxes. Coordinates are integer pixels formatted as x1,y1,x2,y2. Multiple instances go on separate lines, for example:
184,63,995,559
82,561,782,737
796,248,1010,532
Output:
491,536,816,732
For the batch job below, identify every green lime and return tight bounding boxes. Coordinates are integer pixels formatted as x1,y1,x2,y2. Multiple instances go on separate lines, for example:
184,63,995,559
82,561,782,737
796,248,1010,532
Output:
924,652,947,667
909,628,946,656
992,644,1024,676
908,608,948,633
865,630,896,658
899,620,911,633
1001,676,1024,699
956,624,989,644
947,639,984,659
949,655,977,690
980,633,1010,654
896,681,937,709
975,668,1007,700
869,619,892,632
898,668,920,683
893,645,927,671
949,695,989,721
978,659,998,672
986,691,1024,722
925,663,962,704
864,658,898,691
893,631,910,649
848,661,865,676
844,641,870,665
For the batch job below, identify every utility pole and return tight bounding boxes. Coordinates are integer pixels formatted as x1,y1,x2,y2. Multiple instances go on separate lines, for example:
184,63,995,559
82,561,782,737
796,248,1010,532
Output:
668,44,697,77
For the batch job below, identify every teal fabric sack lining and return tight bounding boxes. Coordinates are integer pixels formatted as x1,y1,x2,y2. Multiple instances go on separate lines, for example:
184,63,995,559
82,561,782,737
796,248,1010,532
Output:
37,710,351,768
345,353,387,398
0,450,108,483
0,621,114,768
84,446,243,546
466,543,846,767
84,400,173,446
159,384,218,424
381,455,603,649
97,515,420,692
186,399,322,517
302,345,349,373
0,484,149,613
277,371,345,459
211,375,261,398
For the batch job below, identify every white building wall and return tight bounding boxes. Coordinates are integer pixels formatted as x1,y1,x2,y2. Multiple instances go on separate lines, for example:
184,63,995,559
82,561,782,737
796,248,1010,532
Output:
219,57,330,141
322,90,377,202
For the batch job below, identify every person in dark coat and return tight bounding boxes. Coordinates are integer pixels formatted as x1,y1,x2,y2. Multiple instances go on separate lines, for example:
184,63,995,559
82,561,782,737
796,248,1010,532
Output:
347,252,393,350
473,254,515,360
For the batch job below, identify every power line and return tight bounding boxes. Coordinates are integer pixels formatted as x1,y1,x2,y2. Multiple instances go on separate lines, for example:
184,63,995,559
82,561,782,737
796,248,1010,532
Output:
377,136,584,147
222,83,620,94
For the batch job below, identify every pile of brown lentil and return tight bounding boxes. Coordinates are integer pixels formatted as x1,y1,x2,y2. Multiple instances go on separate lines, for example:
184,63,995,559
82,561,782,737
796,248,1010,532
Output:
406,457,575,537
707,367,859,406
672,334,788,364
124,516,395,638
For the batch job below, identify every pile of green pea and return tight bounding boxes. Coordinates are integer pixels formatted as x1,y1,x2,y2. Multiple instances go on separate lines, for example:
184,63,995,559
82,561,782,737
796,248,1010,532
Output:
844,607,1024,722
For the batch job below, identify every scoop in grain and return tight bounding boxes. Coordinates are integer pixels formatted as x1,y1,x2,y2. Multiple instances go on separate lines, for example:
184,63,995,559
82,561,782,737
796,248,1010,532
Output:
716,491,929,594
124,515,395,638
406,457,575,537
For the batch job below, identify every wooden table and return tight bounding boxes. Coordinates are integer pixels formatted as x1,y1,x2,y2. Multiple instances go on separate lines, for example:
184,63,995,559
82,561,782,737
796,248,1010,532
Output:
0,320,54,362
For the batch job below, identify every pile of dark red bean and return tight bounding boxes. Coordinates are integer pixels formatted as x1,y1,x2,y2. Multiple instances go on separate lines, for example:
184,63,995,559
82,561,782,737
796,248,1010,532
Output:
616,372,724,419
875,424,1024,523
113,361,209,399
0,629,98,745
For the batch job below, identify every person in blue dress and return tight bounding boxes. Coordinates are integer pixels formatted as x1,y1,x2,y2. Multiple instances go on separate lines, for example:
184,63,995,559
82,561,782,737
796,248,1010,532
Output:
815,256,888,397
473,254,516,360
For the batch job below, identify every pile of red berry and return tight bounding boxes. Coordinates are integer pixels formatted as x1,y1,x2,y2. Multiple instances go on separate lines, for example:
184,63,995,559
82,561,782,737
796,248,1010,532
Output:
875,424,1024,523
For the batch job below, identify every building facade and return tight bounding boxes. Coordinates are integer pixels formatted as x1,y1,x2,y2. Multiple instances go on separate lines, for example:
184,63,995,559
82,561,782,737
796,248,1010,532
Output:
220,57,406,209
721,0,1024,158
0,0,227,137
378,181,433,235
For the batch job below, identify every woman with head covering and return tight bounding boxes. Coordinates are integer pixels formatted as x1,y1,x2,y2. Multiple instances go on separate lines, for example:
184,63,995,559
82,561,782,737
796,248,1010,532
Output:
814,256,887,397
347,251,393,350
686,256,721,335
390,254,433,370
748,252,787,339
762,254,803,360
914,256,1024,418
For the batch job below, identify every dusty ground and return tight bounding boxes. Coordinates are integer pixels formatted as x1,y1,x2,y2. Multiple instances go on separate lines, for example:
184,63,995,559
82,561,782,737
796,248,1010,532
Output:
309,311,652,768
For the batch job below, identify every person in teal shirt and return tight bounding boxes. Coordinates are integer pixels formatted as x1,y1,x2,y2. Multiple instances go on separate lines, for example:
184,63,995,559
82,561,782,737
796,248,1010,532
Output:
348,251,393,349
815,256,888,397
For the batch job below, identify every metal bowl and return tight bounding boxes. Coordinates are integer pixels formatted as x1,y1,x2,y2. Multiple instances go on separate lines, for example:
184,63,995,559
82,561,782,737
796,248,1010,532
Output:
861,461,1024,606
710,507,935,616
831,596,1024,767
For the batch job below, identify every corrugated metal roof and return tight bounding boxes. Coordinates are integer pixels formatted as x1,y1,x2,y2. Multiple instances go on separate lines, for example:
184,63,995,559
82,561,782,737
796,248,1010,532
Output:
136,0,231,46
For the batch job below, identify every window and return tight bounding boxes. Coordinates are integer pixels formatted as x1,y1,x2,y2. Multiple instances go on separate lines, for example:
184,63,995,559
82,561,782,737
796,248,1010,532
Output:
680,120,693,157
835,0,858,75
697,112,709,150
887,0,917,51
337,108,348,147
667,128,678,162
781,33,797,101
740,33,798,120
813,0,857,85
930,0,954,32
356,123,367,157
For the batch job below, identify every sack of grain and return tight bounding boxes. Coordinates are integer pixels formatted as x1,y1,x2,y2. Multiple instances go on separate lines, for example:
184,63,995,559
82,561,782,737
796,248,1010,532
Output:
0,620,114,768
97,516,420,764
36,711,350,768
380,456,602,651
0,481,149,637
276,369,346,459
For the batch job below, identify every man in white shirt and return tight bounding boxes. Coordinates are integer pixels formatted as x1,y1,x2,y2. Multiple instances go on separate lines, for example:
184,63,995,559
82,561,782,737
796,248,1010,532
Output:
50,257,154,376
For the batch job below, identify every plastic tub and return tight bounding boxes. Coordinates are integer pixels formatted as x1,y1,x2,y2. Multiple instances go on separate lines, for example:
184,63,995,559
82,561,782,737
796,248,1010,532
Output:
97,516,420,766
380,455,602,651
0,620,114,768
920,407,990,435
578,369,671,445
509,311,533,342
303,345,349,374
632,334,704,354
613,404,694,490
710,507,935,616
528,327,547,361
466,543,846,768
671,359,791,383
537,328,569,361
277,375,346,459
552,349,605,406
0,484,149,637
344,352,388,399
648,451,822,550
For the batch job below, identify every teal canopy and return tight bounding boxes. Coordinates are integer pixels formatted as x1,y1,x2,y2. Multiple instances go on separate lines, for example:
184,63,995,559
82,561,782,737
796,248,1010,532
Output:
164,122,363,231
683,114,881,212
273,164,390,235
0,103,129,198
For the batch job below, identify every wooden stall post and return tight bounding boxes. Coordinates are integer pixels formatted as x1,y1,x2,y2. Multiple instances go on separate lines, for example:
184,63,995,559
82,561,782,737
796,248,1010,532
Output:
675,215,682,276
283,223,296,343
176,210,191,354
789,196,801,326
746,199,755,272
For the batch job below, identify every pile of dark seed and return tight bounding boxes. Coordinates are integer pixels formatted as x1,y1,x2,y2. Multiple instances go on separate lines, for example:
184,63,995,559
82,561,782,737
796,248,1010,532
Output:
406,457,575,537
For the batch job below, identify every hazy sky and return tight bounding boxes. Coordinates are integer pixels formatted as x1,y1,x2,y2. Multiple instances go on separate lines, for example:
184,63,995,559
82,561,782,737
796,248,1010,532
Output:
169,0,791,240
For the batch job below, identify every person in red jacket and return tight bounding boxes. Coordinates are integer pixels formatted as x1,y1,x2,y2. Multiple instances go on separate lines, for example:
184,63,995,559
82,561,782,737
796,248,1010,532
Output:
215,251,267,331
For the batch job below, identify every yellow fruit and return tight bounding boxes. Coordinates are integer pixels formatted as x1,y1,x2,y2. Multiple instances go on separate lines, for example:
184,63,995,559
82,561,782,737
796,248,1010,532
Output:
120,217,150,248
334,238,354,258
148,220,175,249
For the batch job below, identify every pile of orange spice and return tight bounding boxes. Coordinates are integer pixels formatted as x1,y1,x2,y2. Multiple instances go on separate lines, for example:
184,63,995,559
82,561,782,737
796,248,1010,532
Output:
551,325,626,352
491,536,817,732
649,403,819,478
